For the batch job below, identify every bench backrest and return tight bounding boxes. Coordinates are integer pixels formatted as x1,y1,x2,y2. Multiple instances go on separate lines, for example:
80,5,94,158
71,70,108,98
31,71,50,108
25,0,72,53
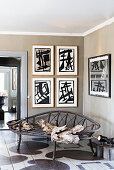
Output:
27,111,100,134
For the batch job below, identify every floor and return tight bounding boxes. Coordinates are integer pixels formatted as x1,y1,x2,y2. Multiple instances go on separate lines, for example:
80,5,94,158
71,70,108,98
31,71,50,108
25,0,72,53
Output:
0,131,114,170
0,112,16,129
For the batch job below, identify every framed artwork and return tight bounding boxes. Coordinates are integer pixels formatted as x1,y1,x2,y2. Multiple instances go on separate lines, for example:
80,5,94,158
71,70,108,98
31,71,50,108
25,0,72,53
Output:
32,45,54,75
32,77,54,108
55,77,77,107
88,54,111,98
12,68,17,90
56,46,77,75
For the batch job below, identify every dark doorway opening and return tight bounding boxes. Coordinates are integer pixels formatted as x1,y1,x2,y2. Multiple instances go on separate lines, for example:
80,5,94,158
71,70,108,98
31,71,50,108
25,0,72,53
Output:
0,57,21,129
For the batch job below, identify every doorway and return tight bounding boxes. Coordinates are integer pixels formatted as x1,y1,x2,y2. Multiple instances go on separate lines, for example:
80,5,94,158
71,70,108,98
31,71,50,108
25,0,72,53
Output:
0,58,20,129
0,51,27,129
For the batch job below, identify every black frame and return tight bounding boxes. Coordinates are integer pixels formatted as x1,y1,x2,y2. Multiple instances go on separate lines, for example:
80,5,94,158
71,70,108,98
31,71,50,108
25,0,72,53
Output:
88,54,111,98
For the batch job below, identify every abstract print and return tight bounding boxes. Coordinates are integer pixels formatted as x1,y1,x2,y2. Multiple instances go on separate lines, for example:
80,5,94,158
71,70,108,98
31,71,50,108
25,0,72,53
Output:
34,80,51,104
91,59,107,72
90,59,108,93
59,80,74,104
91,80,107,92
89,54,111,97
56,46,77,76
35,48,51,72
59,48,74,72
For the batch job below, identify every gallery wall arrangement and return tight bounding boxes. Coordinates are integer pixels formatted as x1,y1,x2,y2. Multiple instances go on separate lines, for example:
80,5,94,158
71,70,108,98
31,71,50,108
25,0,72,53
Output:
88,54,111,98
31,45,78,108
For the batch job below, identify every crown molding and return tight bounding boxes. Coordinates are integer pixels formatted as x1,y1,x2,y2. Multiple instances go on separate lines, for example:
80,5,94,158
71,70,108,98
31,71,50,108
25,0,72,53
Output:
0,17,113,37
83,17,114,36
0,31,83,37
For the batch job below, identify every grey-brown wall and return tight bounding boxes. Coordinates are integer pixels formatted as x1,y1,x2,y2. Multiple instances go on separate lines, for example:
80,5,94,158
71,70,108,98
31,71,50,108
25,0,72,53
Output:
0,35,84,116
84,23,114,137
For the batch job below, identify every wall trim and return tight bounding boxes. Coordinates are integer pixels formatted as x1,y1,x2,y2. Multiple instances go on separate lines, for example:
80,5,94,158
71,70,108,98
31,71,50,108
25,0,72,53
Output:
0,17,113,37
83,17,114,36
0,31,83,37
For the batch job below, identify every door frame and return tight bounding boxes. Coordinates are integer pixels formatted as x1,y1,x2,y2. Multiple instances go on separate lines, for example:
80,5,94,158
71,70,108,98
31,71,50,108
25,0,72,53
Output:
0,51,27,118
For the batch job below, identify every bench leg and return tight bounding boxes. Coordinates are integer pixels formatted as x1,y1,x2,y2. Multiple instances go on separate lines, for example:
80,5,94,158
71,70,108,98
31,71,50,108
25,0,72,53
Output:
17,134,21,151
53,141,56,160
89,139,95,155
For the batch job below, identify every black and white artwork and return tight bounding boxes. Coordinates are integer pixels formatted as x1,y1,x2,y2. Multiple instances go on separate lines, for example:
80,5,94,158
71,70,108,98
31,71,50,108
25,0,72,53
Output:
56,78,77,107
59,49,74,72
59,80,74,104
88,54,111,98
56,46,77,75
32,45,54,75
35,48,51,72
32,78,54,108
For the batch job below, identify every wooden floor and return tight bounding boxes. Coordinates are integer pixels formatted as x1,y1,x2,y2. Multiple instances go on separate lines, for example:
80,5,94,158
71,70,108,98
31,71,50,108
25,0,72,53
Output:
0,130,114,170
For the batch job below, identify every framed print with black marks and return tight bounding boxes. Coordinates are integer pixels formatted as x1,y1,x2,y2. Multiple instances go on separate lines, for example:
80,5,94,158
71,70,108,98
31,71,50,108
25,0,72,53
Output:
32,45,54,75
88,54,111,98
56,46,77,75
32,77,54,108
56,77,77,107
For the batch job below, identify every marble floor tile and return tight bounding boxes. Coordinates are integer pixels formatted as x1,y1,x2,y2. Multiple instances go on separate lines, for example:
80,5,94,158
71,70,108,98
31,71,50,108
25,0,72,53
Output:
0,131,114,170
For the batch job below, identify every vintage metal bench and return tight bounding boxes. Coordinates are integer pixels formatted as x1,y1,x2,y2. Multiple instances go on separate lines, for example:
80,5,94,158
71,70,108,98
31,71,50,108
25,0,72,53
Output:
7,111,100,159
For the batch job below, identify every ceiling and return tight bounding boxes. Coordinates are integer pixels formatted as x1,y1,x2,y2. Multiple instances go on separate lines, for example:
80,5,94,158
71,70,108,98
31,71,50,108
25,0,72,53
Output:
0,0,114,36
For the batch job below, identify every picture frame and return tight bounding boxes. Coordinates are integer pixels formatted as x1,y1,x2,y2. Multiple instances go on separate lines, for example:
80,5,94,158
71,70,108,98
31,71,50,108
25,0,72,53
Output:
55,77,77,107
88,54,111,98
12,68,17,90
56,46,77,75
32,77,54,108
32,45,54,75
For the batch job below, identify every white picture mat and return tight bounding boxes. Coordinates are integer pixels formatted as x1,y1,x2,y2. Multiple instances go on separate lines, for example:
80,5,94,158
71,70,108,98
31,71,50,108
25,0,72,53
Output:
90,55,108,62
90,91,108,97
